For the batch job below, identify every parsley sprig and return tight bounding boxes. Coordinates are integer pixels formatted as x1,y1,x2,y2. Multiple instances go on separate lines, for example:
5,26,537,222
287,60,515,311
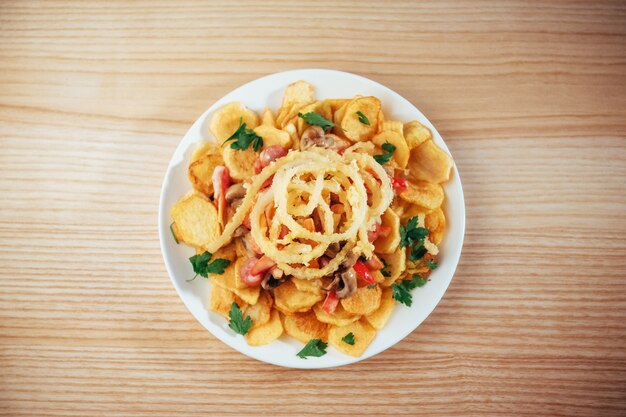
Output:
342,332,355,345
356,111,370,125
187,251,231,282
373,142,396,165
426,259,439,270
228,302,252,335
298,112,335,132
297,339,328,359
223,117,263,152
391,274,429,307
399,216,429,248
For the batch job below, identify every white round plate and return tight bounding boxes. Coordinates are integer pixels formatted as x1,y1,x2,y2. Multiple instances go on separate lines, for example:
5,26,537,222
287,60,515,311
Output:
158,69,465,369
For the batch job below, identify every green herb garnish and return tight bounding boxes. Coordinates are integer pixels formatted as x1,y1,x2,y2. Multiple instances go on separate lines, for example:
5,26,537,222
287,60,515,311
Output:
169,222,179,244
409,243,427,262
426,259,439,270
187,251,231,282
223,117,263,152
356,111,370,125
367,284,377,289
341,332,355,345
399,216,429,248
373,142,396,165
297,339,328,359
228,302,252,335
391,274,429,307
298,112,335,132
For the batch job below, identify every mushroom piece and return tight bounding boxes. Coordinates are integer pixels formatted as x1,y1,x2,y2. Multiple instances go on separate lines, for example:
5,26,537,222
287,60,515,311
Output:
261,272,282,290
300,126,350,153
335,269,358,299
224,183,246,202
324,242,341,258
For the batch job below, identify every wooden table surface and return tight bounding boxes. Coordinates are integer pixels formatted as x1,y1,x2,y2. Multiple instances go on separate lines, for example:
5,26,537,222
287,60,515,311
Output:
1,1,625,416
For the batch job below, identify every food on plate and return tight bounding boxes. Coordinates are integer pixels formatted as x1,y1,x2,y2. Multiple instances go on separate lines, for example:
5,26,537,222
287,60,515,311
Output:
170,81,452,358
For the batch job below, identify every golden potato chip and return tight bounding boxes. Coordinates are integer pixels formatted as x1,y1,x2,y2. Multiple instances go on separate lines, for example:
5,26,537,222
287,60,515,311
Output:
374,208,401,254
399,180,444,211
341,285,382,316
281,80,315,109
340,97,381,142
246,291,273,329
372,130,409,168
292,278,323,295
170,193,220,247
170,222,183,243
209,102,259,143
211,262,260,305
404,120,432,150
274,280,323,313
282,311,328,343
191,141,221,163
378,247,406,287
399,202,425,225
209,285,247,318
365,287,395,329
313,301,360,326
253,125,292,149
409,140,453,184
222,145,257,181
324,98,349,113
377,110,385,134
213,242,237,263
382,120,403,135
425,207,446,245
283,123,299,146
328,318,377,357
245,309,283,346
332,100,350,138
261,107,276,127
188,152,224,196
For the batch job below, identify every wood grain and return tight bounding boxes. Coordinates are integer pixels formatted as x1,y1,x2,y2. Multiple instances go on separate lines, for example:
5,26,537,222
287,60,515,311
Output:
1,1,625,416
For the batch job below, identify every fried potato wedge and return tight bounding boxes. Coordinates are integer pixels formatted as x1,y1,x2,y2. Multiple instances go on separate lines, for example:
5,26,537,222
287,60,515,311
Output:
261,107,276,127
382,120,403,135
372,130,409,169
341,285,382,316
328,318,377,357
399,180,444,211
209,102,259,143
188,152,224,196
245,309,283,346
191,141,222,163
374,208,401,254
292,278,323,296
425,207,446,245
211,262,260,305
378,247,407,287
404,120,432,150
222,145,257,181
246,291,273,329
281,80,315,109
282,311,328,343
170,193,220,247
409,140,453,183
254,125,292,149
274,280,323,314
209,285,247,318
365,287,395,329
340,96,381,142
313,302,360,327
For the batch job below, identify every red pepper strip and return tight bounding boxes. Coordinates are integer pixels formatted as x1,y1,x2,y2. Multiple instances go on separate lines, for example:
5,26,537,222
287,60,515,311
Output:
353,260,375,285
322,290,339,314
250,255,276,275
391,176,408,192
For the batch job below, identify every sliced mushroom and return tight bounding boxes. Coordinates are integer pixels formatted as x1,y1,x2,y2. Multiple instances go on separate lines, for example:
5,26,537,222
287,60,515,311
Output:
225,183,246,202
261,272,282,290
300,126,350,153
324,242,341,258
335,269,358,299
